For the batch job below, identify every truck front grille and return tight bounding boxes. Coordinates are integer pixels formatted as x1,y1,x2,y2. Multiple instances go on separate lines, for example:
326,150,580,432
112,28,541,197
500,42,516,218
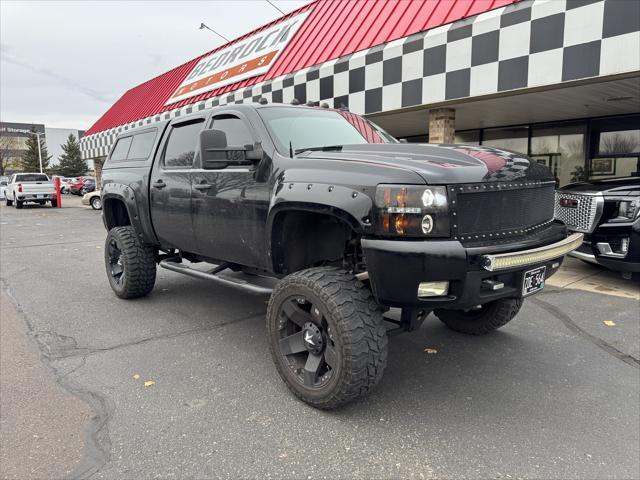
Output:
452,182,556,242
554,192,603,233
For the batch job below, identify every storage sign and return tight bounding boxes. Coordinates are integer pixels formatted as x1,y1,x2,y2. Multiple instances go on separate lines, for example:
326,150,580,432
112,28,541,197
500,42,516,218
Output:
166,10,311,105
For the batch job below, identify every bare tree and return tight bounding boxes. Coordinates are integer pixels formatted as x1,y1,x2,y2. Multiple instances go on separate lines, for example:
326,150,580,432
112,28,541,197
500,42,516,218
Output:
600,132,639,155
0,135,19,176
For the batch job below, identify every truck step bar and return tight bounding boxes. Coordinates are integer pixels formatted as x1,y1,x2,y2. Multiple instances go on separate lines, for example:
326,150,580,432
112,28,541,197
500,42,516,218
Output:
159,260,274,295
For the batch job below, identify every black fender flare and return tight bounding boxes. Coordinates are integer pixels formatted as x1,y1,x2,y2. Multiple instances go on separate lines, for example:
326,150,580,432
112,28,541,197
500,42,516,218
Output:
266,182,375,270
101,183,158,245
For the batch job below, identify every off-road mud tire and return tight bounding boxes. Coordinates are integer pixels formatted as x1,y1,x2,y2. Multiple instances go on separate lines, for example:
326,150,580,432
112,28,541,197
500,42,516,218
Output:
435,298,523,335
105,226,156,299
267,266,388,409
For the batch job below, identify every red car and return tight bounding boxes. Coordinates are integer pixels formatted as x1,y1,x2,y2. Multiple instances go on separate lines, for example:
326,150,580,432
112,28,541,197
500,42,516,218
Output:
68,177,95,195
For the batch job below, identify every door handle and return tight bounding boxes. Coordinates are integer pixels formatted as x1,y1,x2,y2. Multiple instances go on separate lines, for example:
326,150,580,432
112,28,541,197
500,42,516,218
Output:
194,184,212,191
152,180,166,189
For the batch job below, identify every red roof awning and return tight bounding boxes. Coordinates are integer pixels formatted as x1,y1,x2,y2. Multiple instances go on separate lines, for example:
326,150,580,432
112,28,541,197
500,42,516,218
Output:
85,0,516,136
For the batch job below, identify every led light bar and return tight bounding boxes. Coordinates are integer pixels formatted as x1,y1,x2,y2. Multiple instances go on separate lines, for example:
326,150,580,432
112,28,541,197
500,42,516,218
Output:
482,233,584,272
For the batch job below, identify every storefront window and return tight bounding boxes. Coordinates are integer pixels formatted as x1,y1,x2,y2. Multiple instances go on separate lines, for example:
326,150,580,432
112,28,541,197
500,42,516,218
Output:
589,116,640,180
454,130,480,145
598,129,640,156
482,126,529,154
531,124,585,186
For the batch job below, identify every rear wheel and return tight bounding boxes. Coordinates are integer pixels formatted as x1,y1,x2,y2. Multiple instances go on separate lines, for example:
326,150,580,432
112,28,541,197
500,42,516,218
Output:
90,196,102,210
435,298,523,335
51,198,58,208
266,267,388,409
15,200,23,209
105,226,156,299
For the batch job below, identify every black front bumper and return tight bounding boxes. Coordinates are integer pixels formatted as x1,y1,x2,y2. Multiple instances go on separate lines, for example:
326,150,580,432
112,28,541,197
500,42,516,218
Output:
571,225,640,273
362,223,570,309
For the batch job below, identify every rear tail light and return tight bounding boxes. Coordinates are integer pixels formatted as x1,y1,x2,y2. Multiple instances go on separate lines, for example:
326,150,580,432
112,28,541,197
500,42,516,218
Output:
18,183,22,193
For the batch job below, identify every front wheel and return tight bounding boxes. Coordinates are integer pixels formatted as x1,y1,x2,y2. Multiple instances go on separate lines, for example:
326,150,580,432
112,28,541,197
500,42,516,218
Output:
104,226,157,299
90,196,102,210
435,298,523,335
5,196,13,206
266,267,388,409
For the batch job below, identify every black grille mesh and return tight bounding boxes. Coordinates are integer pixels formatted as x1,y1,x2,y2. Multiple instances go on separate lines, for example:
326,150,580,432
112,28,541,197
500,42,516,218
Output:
456,185,555,236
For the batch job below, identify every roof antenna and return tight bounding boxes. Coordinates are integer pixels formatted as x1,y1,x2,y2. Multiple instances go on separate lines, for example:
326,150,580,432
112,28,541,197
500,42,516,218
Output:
289,141,294,158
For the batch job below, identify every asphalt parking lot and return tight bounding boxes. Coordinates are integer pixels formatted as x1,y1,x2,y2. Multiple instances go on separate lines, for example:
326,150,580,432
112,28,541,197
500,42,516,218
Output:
1,198,639,479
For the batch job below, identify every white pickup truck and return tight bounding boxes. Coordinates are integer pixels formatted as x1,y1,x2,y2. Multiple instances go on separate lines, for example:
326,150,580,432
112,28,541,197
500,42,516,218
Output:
5,173,57,208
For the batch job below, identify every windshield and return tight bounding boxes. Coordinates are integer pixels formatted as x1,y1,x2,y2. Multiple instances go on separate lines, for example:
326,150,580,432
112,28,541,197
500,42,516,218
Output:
15,174,49,182
259,107,397,155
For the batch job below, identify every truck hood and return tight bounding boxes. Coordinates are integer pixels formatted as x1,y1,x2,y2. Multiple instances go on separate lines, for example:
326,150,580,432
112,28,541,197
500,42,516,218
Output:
298,143,554,184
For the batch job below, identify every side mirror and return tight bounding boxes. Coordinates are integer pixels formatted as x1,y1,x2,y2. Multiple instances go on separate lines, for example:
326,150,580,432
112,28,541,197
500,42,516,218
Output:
200,129,259,169
244,142,264,161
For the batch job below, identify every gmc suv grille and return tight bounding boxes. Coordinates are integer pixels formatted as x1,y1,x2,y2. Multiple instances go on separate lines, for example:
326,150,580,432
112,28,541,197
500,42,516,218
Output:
453,182,556,241
554,192,603,233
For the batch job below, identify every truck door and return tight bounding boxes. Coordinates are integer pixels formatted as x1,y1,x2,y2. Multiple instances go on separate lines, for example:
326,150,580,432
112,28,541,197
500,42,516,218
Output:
149,117,204,252
192,112,270,269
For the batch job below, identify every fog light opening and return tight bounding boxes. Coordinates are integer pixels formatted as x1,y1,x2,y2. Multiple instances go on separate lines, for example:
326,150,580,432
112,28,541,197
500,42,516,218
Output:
418,281,449,298
421,214,434,234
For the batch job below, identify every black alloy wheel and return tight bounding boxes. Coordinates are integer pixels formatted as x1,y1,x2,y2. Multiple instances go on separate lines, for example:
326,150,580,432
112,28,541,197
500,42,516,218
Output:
107,237,125,287
277,296,339,390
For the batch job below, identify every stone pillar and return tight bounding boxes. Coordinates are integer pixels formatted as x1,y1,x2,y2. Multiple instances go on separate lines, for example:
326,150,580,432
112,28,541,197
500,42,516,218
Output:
94,157,105,190
428,108,456,144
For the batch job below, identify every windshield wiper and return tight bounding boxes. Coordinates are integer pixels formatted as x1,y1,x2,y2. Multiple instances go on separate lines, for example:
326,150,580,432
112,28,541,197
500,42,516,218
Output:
294,145,344,155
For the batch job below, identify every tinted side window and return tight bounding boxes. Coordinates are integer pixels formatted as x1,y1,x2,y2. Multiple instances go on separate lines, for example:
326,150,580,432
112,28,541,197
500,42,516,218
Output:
163,121,204,168
111,137,132,161
212,115,253,147
127,130,157,160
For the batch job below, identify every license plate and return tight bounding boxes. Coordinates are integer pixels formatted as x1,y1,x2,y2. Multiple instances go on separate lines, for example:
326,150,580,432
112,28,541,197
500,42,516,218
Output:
522,266,546,296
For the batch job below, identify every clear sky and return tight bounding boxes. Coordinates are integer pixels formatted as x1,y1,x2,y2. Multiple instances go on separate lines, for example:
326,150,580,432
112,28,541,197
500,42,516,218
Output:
0,0,309,130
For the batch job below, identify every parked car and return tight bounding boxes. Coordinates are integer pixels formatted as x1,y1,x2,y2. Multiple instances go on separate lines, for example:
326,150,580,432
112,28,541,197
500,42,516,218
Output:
0,177,8,200
58,177,73,194
82,190,102,210
5,173,57,208
68,177,95,195
81,178,96,195
101,103,582,409
556,177,640,278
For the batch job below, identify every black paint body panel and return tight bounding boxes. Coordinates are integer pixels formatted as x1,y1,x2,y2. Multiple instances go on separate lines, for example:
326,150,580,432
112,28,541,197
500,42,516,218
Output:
101,104,565,307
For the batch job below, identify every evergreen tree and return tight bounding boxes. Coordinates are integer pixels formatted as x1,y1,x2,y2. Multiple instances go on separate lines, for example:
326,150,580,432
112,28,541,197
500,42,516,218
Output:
19,129,51,172
55,134,87,176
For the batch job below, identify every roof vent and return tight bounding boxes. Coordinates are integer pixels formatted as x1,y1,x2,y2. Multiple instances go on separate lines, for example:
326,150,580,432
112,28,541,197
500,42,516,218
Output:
258,97,268,105
291,98,300,105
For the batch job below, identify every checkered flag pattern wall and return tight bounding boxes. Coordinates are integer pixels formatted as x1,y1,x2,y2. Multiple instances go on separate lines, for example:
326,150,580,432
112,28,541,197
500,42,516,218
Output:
82,0,639,159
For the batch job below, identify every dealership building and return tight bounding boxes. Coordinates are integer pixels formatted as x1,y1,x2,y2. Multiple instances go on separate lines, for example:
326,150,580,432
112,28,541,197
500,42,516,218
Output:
81,0,639,187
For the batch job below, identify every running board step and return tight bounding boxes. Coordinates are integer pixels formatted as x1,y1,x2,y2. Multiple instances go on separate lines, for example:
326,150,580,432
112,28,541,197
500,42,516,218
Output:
159,260,274,295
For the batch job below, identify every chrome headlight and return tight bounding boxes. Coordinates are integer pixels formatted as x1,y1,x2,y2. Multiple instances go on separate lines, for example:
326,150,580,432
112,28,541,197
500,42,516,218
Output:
608,198,640,223
375,185,449,237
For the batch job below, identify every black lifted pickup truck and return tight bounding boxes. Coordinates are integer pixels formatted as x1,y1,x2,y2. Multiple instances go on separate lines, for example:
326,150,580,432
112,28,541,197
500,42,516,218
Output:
101,103,582,408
